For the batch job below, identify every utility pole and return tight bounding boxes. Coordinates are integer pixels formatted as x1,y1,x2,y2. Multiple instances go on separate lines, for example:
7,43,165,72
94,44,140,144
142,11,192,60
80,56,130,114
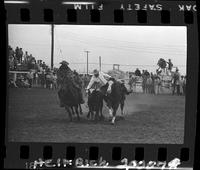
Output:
51,24,54,69
99,56,101,71
84,50,90,75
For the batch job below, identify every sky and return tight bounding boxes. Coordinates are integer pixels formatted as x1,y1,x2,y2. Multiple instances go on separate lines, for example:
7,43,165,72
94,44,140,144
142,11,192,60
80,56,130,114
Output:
8,24,187,74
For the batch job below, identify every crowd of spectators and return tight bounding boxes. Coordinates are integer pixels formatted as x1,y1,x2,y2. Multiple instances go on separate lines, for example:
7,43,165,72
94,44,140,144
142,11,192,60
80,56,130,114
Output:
8,46,186,95
8,45,52,71
129,67,186,95
8,45,59,89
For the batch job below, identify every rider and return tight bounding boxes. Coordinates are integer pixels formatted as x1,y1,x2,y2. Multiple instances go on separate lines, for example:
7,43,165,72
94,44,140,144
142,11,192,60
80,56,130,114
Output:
57,61,84,107
86,69,111,93
86,69,113,115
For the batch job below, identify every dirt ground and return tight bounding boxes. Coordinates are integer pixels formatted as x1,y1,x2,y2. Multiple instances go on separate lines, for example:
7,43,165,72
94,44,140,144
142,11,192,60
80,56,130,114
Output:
7,88,185,143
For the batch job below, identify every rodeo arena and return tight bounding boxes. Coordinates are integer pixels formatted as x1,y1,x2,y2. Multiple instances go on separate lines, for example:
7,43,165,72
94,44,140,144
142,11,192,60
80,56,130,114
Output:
8,45,186,143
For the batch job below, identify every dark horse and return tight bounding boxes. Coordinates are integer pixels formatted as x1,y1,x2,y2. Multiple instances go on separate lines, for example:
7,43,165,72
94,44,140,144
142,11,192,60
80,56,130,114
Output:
58,84,82,121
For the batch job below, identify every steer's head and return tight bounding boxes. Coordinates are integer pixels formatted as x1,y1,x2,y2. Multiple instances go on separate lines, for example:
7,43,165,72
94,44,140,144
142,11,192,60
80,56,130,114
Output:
107,78,114,94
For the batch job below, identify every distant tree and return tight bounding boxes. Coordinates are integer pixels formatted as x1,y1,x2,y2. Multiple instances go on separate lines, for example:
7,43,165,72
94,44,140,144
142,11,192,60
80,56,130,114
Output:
157,58,167,69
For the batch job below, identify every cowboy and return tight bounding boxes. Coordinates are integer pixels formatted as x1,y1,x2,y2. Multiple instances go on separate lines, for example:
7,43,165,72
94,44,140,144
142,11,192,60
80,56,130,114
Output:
57,61,84,107
27,70,34,88
86,69,111,93
172,68,181,95
86,69,113,115
167,59,173,71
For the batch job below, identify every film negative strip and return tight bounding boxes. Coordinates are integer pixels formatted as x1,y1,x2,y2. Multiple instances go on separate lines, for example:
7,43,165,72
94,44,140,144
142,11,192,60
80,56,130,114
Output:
3,0,199,169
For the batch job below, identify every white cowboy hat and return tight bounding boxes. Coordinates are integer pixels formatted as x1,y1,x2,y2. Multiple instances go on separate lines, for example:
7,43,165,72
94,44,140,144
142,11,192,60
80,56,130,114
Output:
93,69,99,74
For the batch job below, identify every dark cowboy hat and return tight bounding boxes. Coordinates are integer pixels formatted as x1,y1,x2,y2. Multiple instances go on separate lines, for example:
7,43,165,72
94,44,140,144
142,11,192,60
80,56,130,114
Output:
60,60,69,65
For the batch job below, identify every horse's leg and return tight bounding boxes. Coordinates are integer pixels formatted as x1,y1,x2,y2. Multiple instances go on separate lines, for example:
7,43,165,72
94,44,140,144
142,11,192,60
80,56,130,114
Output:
100,100,104,120
65,106,72,121
87,110,90,119
111,108,116,124
95,105,100,121
111,103,120,125
91,108,94,120
95,110,99,121
71,106,75,115
120,100,125,115
79,104,83,115
75,105,80,121
87,111,90,119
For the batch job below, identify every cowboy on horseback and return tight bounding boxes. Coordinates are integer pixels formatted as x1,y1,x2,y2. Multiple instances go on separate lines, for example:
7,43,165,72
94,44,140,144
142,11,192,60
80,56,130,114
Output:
57,60,84,107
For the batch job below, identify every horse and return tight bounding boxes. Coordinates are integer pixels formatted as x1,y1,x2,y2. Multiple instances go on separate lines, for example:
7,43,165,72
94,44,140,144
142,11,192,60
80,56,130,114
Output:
57,69,84,121
58,85,82,121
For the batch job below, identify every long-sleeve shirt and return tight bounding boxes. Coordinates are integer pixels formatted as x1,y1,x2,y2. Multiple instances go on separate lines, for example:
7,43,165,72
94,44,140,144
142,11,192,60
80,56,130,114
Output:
86,71,111,90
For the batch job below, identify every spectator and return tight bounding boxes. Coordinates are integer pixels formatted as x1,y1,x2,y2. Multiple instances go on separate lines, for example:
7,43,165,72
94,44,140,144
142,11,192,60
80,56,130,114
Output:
35,72,39,86
23,78,30,88
45,72,52,89
9,46,15,70
52,72,57,90
144,70,150,77
27,55,36,69
142,75,147,93
142,70,145,76
179,76,184,95
27,70,34,88
167,59,173,72
19,48,23,63
128,74,137,92
23,51,29,63
9,78,18,88
150,73,155,94
15,46,20,63
154,76,161,95
42,62,46,70
172,68,181,95
40,71,46,88
183,76,186,95
156,68,162,75
13,57,18,70
146,76,152,93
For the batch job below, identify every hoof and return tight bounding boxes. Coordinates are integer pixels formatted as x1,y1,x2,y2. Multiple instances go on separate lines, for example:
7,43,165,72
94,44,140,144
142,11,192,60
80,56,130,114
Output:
108,117,112,121
100,116,105,121
111,121,115,125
